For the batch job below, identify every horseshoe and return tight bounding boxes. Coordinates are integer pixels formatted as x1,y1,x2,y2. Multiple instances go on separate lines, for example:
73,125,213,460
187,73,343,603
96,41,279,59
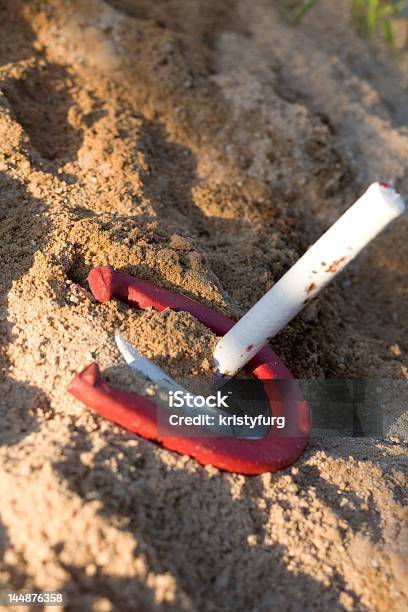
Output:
68,266,310,474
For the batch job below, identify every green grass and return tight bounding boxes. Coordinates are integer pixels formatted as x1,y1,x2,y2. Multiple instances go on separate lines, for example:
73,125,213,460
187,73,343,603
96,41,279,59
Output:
290,0,408,48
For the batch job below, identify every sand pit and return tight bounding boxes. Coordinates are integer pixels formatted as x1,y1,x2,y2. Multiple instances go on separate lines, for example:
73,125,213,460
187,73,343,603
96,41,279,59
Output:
0,0,407,610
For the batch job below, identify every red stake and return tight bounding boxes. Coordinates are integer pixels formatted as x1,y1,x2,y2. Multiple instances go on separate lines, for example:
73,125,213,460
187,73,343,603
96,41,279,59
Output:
68,266,310,474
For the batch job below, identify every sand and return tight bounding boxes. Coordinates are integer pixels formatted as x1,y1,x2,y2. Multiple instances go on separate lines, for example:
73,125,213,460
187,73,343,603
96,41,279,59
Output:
0,0,407,610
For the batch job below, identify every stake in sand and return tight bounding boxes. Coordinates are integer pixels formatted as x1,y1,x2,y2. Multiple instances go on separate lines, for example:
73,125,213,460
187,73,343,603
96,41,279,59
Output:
115,332,236,436
214,182,405,380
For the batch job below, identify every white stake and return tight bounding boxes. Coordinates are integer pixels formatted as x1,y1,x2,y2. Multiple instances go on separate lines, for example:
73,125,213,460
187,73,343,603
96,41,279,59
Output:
213,182,405,380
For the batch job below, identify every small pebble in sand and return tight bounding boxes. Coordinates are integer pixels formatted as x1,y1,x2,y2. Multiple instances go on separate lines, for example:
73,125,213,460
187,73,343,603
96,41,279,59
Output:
389,344,402,358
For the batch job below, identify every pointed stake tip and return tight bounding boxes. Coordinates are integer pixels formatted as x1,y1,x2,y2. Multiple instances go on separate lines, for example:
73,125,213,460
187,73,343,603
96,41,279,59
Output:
114,331,136,365
114,330,124,344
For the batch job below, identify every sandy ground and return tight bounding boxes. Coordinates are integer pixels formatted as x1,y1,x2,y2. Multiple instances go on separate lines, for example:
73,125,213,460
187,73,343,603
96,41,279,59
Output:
0,0,407,610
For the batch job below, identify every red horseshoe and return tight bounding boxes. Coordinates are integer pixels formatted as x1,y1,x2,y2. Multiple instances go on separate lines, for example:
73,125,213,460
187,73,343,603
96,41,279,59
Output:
68,266,311,474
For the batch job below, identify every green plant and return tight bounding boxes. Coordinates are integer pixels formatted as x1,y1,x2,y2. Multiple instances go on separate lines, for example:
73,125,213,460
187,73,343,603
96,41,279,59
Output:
291,0,320,24
291,0,408,48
